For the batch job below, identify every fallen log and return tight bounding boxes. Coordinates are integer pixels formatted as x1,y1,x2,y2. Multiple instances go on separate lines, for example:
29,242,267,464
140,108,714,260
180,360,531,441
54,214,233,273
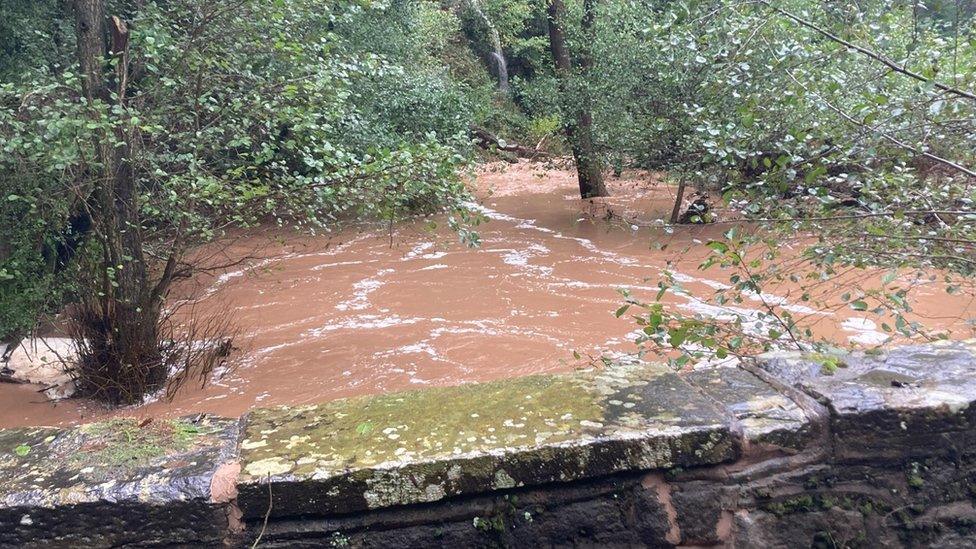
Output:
470,125,549,159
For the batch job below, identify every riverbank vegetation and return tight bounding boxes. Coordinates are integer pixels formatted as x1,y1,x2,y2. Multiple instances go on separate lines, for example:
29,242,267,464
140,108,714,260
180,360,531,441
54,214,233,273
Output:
1,0,973,402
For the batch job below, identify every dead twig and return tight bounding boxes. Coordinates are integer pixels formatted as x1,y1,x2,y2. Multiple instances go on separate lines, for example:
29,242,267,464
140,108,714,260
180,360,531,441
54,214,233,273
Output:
251,473,273,549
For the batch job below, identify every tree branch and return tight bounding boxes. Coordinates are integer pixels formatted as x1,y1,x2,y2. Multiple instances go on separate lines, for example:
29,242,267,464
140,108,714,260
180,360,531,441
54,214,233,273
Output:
764,1,976,102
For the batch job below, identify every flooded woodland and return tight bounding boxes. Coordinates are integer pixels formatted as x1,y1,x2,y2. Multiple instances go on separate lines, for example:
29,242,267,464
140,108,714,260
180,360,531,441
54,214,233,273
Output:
2,162,971,428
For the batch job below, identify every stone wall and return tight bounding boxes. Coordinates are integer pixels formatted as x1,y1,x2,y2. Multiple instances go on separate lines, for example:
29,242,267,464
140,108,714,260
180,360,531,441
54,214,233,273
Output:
3,340,976,547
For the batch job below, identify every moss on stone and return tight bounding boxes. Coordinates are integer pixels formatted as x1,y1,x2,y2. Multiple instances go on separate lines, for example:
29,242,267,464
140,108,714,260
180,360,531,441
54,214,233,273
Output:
72,418,209,469
1,415,240,513
242,373,605,478
764,495,818,516
804,352,848,375
236,363,737,517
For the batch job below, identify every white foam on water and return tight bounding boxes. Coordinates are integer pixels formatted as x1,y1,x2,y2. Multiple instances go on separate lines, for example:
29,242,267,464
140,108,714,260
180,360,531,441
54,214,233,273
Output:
403,241,435,259
467,201,635,266
668,269,830,318
305,314,427,336
335,268,395,311
678,298,785,340
205,234,377,296
311,260,372,271
841,317,890,346
374,341,442,360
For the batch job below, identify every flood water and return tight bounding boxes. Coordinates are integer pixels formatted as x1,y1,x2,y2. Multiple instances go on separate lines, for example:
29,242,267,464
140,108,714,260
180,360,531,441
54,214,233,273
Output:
1,162,973,428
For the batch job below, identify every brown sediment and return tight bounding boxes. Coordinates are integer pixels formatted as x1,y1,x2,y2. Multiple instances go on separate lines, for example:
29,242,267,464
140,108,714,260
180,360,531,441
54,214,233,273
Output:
0,162,973,428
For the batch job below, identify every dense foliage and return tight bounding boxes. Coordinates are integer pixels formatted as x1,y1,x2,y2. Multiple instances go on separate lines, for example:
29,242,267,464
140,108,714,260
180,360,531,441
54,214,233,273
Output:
609,0,976,361
459,0,975,359
1,0,974,392
0,0,493,346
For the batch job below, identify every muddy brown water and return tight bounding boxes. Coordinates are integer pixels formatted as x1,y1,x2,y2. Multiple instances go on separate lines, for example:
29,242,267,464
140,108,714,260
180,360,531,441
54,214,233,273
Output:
1,163,973,428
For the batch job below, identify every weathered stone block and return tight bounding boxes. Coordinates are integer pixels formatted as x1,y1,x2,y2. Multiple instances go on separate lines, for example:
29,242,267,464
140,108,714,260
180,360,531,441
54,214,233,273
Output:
733,507,870,549
243,471,675,548
0,415,241,548
236,363,737,519
758,340,976,461
684,367,814,451
668,480,729,544
3,342,976,546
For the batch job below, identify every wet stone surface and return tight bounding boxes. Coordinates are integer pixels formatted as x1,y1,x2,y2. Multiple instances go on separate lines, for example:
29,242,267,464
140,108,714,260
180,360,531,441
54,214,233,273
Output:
0,415,240,547
236,362,737,519
758,339,976,460
683,367,813,451
4,341,976,546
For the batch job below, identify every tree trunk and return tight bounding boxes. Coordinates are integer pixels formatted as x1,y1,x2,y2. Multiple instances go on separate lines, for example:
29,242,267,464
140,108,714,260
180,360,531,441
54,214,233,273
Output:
670,180,687,224
72,0,166,404
546,0,606,198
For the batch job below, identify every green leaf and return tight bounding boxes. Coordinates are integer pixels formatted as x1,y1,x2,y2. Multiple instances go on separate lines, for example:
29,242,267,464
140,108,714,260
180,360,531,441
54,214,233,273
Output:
706,241,729,253
668,327,687,348
850,300,868,311
14,444,30,457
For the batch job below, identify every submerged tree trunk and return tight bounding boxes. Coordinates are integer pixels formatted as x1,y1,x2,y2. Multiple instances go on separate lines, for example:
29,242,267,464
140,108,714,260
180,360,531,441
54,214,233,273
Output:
72,0,167,403
546,0,606,198
669,180,687,224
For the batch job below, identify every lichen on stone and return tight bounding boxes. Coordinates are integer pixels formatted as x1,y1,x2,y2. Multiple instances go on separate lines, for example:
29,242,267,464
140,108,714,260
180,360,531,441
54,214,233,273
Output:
236,363,736,517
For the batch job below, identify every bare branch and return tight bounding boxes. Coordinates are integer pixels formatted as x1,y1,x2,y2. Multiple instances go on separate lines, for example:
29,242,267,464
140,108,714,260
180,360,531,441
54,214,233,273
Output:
764,1,976,102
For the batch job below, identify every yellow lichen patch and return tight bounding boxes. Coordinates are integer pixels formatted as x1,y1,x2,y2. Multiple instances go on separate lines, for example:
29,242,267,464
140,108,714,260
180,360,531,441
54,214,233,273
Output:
245,456,294,477
235,362,740,516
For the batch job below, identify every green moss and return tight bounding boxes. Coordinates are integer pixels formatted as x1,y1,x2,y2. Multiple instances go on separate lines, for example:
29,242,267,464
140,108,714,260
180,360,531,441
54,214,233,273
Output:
237,363,737,514
665,467,685,480
764,495,817,516
473,494,523,539
241,373,607,478
805,353,848,375
763,494,854,516
803,474,836,489
72,418,207,468
907,461,925,488
764,492,888,518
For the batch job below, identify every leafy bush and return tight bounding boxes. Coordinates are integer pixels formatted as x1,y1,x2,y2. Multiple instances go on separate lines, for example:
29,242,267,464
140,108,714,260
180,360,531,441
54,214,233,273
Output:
0,0,490,353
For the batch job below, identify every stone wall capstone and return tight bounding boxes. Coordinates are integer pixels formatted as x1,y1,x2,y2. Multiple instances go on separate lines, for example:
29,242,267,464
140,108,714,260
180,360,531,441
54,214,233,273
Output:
2,340,976,547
